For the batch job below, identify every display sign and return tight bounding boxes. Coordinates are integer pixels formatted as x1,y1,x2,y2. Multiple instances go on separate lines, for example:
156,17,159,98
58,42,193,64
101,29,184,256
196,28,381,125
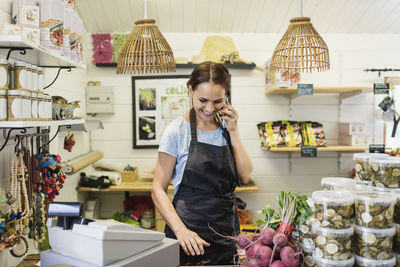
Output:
369,144,385,153
373,83,390,94
297,84,314,95
301,146,317,157
378,96,394,112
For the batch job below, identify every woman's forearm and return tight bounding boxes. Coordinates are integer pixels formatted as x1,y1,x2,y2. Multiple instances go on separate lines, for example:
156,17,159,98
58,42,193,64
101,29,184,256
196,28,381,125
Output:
229,130,253,184
151,187,186,233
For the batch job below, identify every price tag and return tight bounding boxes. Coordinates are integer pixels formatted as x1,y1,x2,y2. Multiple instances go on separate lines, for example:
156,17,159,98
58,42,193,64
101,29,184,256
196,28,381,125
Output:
374,83,390,94
301,146,317,157
378,96,394,112
297,84,314,95
369,144,385,153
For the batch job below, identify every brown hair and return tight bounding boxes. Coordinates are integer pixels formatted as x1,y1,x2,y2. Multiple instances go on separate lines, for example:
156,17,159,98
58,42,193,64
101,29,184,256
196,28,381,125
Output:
187,61,231,97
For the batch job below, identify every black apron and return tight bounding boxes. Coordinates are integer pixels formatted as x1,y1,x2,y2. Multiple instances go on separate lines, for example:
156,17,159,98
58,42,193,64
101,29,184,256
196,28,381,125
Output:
165,108,246,266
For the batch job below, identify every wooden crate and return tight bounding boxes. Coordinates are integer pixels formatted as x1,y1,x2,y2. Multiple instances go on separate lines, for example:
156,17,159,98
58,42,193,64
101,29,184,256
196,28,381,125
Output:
118,168,139,183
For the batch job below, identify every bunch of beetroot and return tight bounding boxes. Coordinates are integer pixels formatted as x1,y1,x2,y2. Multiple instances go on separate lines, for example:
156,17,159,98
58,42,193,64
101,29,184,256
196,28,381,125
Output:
209,225,302,267
209,190,313,267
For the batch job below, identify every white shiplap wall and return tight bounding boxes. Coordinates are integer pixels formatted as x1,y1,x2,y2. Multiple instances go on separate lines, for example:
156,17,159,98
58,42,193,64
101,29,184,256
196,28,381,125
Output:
86,32,400,218
0,1,88,265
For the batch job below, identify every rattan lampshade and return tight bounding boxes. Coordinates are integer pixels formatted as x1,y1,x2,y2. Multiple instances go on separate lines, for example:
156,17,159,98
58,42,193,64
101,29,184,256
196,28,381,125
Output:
270,17,329,73
116,19,176,74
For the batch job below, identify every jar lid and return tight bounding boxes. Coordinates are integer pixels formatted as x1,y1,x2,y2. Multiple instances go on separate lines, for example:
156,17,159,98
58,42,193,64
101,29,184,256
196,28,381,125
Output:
312,252,354,267
354,255,395,267
37,67,43,72
354,224,396,237
312,190,355,205
321,177,355,189
312,224,354,237
370,157,400,167
14,61,26,67
7,90,21,96
31,92,38,97
353,152,388,161
31,65,38,71
355,191,397,205
25,63,32,69
0,90,6,96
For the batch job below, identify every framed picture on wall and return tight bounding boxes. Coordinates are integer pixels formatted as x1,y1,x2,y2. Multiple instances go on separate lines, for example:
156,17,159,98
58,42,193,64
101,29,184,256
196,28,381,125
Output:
132,75,190,148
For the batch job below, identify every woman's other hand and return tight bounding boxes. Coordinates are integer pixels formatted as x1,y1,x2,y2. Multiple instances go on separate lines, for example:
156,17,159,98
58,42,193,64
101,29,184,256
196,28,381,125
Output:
175,227,210,256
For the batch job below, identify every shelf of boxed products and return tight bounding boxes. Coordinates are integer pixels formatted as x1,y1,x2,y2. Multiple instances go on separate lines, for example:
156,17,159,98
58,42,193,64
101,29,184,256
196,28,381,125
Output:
0,119,93,129
262,145,370,152
0,35,85,69
265,86,372,95
76,177,259,193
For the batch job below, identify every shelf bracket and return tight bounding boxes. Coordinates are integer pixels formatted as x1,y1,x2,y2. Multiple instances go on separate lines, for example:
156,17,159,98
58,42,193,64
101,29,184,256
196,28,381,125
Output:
0,128,27,152
43,67,73,90
39,124,71,151
0,47,33,61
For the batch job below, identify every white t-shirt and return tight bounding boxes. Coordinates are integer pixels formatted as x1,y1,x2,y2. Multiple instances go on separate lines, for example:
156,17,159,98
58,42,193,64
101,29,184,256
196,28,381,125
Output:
158,116,227,195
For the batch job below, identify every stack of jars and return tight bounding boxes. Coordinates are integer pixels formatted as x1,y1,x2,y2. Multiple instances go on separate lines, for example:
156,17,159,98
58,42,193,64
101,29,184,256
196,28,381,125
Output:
297,199,318,266
353,152,392,186
311,190,355,267
353,192,397,266
0,57,53,121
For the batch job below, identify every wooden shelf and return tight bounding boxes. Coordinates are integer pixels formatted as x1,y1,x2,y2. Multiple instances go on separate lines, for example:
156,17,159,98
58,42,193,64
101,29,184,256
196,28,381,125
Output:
96,61,256,70
0,119,86,128
262,145,368,152
265,86,372,95
76,177,258,193
0,35,85,68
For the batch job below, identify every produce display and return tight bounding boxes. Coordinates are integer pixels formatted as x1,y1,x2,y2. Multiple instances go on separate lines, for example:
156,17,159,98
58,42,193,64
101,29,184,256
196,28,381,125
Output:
257,120,327,148
312,190,355,229
354,225,395,260
369,157,400,188
354,192,396,229
353,153,388,182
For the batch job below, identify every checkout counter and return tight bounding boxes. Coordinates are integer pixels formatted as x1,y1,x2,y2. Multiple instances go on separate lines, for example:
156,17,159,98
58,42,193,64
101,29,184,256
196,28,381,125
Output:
40,202,179,267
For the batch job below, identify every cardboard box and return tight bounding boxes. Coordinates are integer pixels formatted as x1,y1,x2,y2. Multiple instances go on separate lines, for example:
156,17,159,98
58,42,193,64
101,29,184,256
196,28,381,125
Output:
22,26,39,47
118,168,139,183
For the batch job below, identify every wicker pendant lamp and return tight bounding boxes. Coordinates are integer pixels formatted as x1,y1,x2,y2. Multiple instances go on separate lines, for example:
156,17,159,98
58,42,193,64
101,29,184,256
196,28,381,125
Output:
116,0,175,74
270,0,329,73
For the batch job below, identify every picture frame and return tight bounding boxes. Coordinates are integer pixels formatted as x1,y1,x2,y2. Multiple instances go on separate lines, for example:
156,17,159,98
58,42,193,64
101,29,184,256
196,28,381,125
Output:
132,75,190,148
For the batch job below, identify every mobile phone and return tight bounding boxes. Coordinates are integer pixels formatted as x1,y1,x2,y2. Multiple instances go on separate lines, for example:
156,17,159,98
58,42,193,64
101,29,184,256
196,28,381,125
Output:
215,111,227,129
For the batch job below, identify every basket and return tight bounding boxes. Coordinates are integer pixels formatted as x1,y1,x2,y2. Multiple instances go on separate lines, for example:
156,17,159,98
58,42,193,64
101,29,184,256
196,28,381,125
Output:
118,168,139,183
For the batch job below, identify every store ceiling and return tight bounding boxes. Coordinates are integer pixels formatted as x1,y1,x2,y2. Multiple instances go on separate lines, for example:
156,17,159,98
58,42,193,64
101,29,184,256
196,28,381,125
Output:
76,0,400,34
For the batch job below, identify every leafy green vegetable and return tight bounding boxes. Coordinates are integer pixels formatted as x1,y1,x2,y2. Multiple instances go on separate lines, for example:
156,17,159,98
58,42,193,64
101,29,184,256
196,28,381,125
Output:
277,190,314,234
256,203,281,230
111,212,140,226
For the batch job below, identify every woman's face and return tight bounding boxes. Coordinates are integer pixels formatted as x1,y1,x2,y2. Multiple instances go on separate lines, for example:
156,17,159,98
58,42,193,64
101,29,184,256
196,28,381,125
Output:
190,82,226,123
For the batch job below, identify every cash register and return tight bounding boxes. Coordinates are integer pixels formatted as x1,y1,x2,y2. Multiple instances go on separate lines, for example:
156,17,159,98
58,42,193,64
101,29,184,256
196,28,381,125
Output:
40,202,179,267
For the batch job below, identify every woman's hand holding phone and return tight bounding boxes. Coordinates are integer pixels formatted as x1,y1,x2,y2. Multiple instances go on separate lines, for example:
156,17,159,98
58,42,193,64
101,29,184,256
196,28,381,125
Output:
218,99,238,133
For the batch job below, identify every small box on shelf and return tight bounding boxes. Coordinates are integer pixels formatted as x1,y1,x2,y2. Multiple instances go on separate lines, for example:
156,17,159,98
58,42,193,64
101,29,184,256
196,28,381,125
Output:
118,168,139,183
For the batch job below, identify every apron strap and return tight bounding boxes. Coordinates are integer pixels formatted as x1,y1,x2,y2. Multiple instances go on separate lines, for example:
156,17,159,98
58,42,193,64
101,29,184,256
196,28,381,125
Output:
189,108,197,142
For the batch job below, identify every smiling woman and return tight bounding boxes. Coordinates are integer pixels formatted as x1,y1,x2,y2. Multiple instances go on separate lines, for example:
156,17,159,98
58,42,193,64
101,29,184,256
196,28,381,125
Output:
152,61,253,266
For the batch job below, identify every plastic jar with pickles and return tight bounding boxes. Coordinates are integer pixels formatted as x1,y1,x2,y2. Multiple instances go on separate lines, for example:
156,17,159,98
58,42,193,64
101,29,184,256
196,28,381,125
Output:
354,224,395,260
312,190,355,229
312,224,353,261
354,153,389,183
369,157,400,188
312,251,354,267
355,192,396,229
354,254,396,267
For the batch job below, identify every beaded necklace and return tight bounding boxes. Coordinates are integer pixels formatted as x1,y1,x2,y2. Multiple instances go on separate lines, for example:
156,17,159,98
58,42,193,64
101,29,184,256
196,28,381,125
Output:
10,151,30,224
